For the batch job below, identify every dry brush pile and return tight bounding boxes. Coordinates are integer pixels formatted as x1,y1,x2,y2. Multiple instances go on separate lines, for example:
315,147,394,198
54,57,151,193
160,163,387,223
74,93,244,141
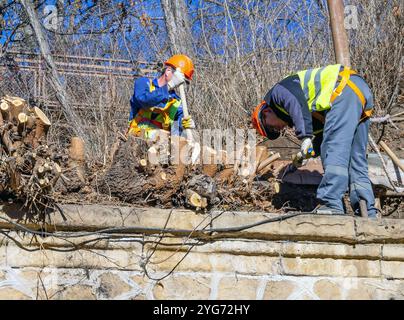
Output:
95,130,288,211
0,96,296,214
0,96,89,217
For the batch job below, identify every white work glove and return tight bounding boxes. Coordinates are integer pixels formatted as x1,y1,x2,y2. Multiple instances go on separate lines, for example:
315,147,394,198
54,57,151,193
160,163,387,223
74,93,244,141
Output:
300,137,314,158
181,116,196,129
167,69,185,91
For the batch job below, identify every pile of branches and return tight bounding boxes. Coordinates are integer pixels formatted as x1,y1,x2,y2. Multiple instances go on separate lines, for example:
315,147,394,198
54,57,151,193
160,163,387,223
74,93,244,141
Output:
0,95,310,214
0,95,66,215
96,131,285,211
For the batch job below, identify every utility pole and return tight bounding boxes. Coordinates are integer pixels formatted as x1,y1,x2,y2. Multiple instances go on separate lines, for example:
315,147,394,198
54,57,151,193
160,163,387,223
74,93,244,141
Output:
327,0,351,67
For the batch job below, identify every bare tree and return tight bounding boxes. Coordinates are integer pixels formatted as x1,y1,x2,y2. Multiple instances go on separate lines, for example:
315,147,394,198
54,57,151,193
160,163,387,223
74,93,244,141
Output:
20,0,86,139
161,0,195,56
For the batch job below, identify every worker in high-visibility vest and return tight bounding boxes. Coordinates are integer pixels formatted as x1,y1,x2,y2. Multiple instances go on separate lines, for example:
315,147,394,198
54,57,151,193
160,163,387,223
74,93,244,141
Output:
252,64,377,217
128,54,195,140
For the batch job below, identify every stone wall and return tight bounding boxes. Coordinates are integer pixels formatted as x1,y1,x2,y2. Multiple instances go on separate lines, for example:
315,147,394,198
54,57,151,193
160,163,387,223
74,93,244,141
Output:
0,204,404,300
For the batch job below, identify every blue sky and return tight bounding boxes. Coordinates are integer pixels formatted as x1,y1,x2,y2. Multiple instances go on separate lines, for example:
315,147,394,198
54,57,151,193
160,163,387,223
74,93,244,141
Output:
1,0,328,61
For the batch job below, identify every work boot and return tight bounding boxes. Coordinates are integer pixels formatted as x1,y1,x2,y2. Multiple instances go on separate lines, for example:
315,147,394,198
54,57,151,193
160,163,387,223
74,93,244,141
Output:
313,205,345,215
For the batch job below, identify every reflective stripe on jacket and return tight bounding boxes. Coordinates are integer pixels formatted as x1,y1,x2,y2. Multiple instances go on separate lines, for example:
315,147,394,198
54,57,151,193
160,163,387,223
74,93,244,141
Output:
128,78,182,138
296,64,342,112
264,65,372,141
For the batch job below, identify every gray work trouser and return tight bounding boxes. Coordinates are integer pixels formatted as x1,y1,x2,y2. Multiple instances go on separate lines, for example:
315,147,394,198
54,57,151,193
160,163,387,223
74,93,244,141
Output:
316,75,377,217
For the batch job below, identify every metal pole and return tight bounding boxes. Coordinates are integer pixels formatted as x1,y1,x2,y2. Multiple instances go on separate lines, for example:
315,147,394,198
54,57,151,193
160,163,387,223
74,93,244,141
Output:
360,199,369,218
327,0,351,67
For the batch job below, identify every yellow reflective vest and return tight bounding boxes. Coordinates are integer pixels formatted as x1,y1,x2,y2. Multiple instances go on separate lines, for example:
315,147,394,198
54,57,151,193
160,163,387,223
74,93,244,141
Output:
128,80,181,139
296,64,342,112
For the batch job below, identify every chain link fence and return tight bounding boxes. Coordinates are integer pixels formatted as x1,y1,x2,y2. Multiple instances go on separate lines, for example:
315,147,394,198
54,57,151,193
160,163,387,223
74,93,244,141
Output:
0,51,160,159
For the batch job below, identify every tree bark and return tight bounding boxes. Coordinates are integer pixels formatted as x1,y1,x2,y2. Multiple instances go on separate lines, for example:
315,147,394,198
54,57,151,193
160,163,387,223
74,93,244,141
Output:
161,0,195,56
20,0,86,139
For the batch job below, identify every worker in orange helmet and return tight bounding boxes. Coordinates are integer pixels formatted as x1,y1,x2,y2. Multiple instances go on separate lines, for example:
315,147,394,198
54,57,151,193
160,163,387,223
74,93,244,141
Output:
128,54,195,139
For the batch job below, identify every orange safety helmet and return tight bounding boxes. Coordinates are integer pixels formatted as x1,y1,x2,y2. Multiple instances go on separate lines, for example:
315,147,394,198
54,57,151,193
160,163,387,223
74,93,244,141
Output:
251,101,280,140
164,54,194,81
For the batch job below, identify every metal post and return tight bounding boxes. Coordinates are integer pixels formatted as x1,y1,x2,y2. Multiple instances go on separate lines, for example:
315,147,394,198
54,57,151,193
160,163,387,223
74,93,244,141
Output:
327,0,351,67
360,199,369,218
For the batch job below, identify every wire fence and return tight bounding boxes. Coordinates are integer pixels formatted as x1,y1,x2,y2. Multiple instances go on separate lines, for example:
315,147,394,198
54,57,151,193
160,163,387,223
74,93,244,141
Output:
0,0,402,162
0,52,162,158
0,51,159,123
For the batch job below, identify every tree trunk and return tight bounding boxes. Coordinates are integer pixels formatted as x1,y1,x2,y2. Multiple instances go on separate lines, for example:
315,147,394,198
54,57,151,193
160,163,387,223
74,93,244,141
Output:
161,0,195,56
20,0,86,139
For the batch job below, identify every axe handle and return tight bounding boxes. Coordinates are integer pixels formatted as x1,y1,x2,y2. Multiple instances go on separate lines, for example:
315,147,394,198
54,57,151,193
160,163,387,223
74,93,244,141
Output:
178,83,193,142
179,84,189,118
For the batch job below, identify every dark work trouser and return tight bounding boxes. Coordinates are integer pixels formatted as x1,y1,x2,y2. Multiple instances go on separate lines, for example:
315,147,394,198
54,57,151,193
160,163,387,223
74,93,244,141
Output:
316,75,377,217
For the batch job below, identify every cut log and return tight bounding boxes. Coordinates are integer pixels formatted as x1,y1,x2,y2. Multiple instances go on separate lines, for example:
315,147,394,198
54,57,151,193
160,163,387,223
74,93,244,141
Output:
69,137,85,162
68,137,86,184
186,189,208,209
39,178,47,187
257,153,281,173
202,146,218,177
37,165,45,177
0,101,10,122
274,182,281,194
139,159,148,168
171,136,188,181
255,146,270,172
4,95,26,107
187,174,217,203
33,107,51,147
43,162,52,173
5,96,27,121
17,112,29,134
257,153,281,176
33,106,51,125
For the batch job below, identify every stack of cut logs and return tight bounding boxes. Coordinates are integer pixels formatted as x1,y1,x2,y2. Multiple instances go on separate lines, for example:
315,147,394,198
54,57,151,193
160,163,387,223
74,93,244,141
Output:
0,95,64,213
